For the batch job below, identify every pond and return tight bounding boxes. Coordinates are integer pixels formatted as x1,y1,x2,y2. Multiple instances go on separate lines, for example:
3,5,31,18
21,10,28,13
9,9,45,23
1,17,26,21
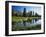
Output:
12,18,41,31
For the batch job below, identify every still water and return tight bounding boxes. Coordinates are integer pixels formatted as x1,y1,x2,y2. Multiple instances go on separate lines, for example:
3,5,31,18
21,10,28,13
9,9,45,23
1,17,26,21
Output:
12,18,41,28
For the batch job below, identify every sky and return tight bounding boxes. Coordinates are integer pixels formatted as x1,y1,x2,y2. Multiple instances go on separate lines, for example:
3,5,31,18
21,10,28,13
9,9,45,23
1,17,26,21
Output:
12,6,41,15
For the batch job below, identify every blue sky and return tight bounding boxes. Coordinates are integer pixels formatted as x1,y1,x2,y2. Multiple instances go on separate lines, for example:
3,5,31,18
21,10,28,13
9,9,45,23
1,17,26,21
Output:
12,6,41,15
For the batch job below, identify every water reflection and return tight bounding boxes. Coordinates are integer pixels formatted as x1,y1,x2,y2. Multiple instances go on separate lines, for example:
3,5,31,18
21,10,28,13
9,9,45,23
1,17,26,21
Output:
12,18,41,27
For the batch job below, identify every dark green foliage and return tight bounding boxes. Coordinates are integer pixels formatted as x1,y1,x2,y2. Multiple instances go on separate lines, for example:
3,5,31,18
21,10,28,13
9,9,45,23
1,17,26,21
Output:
29,11,32,17
23,8,26,17
12,7,41,17
27,18,32,22
12,25,41,31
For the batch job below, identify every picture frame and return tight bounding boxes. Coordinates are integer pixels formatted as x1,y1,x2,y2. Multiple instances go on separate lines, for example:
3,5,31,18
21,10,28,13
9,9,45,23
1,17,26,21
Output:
5,1,45,36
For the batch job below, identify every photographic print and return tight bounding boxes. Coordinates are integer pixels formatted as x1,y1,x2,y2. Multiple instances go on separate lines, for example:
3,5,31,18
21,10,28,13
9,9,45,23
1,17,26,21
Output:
12,6,41,31
5,1,45,36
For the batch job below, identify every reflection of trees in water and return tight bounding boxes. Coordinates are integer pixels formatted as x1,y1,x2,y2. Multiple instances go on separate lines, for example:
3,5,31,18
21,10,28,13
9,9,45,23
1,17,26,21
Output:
12,18,41,31
32,18,41,23
12,18,41,26
12,17,41,27
22,18,41,26
23,21,26,26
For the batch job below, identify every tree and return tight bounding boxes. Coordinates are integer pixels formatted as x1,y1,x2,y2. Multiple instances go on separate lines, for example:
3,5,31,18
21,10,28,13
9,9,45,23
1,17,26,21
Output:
29,11,32,17
23,8,26,17
35,13,38,17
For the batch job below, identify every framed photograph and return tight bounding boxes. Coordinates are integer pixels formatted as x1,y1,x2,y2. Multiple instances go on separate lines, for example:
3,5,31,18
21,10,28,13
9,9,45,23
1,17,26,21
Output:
5,1,45,36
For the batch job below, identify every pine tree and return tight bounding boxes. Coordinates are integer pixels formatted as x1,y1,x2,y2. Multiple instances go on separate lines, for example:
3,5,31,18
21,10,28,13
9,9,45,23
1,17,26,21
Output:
23,8,26,17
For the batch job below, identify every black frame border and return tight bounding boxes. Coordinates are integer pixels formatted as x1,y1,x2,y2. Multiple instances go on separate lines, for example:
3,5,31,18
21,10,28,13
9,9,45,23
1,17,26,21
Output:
5,1,45,36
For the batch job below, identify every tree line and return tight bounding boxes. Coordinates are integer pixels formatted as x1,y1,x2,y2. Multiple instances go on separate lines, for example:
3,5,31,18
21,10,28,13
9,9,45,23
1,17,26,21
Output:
12,8,41,17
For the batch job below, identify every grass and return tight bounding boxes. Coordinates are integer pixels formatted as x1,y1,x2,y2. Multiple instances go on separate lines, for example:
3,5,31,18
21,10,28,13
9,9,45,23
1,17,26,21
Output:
12,16,41,22
12,25,41,31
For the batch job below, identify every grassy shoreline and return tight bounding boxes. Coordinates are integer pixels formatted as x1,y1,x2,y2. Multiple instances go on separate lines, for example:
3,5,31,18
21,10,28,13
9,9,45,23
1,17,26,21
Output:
12,16,41,22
